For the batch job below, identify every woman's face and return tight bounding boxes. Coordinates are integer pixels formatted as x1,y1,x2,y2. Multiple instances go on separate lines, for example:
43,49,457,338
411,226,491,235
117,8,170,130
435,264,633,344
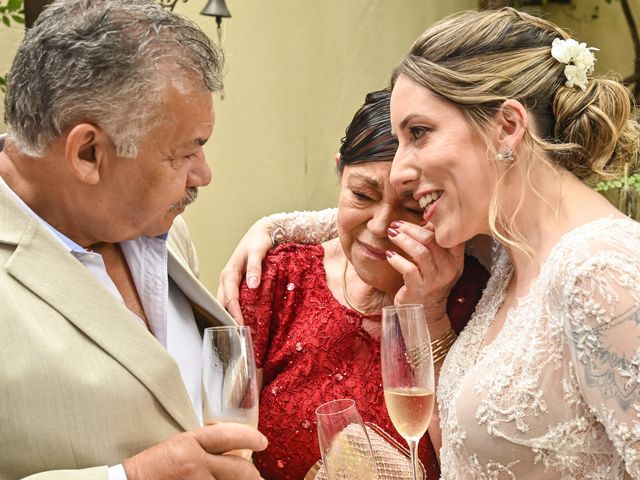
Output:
389,74,497,248
338,160,423,293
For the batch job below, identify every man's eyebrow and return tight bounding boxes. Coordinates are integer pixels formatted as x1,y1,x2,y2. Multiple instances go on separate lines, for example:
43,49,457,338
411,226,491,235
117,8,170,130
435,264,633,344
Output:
178,138,207,151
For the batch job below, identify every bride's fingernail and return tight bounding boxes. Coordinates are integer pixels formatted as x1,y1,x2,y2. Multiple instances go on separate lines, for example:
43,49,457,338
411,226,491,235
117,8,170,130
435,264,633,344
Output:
389,221,403,229
385,250,396,258
388,228,399,237
247,276,259,289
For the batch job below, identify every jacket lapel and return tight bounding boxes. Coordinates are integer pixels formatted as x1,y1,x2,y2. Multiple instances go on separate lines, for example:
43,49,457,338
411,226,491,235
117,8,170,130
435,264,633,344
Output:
167,245,237,329
0,185,199,431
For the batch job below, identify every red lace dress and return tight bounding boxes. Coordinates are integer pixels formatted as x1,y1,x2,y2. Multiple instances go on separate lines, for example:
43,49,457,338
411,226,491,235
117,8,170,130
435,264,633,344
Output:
240,243,489,480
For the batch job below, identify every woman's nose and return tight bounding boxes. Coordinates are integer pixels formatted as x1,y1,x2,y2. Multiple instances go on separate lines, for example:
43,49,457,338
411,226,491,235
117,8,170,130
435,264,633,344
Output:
390,146,420,191
369,205,394,238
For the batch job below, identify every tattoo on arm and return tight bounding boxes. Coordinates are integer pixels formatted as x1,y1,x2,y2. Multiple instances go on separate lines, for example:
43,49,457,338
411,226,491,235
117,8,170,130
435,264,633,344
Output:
577,306,640,411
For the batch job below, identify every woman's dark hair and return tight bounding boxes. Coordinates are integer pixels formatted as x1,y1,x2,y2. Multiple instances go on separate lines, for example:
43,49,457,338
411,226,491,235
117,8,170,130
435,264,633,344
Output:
337,89,398,174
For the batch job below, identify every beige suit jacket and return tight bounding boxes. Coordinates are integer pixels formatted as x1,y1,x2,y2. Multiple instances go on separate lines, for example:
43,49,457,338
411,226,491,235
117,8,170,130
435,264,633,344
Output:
0,180,236,480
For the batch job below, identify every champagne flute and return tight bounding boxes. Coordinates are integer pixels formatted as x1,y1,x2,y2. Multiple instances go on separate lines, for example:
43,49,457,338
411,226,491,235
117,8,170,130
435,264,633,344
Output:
202,325,259,457
381,304,435,480
315,399,379,480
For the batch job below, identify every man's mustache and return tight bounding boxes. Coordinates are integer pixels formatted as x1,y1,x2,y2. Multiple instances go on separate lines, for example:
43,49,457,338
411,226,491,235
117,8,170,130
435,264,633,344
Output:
169,187,198,211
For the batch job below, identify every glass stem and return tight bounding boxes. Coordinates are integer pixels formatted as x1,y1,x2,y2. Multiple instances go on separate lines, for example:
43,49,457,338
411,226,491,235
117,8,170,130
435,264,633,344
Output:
407,438,419,480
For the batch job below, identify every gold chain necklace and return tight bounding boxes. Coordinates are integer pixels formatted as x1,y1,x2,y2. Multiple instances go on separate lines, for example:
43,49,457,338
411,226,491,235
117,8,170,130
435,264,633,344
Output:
341,259,375,316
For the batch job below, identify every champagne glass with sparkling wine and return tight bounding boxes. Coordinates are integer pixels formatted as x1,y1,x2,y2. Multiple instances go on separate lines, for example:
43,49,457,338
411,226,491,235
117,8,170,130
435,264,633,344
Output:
315,399,379,480
381,304,435,480
202,326,259,457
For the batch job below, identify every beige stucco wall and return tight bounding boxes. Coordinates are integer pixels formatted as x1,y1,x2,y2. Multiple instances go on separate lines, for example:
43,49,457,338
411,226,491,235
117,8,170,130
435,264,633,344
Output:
0,0,636,292
179,0,477,291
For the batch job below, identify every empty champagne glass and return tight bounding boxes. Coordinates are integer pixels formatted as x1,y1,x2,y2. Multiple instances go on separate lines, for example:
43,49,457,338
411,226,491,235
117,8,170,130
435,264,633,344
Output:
202,326,259,457
381,304,435,480
315,399,379,480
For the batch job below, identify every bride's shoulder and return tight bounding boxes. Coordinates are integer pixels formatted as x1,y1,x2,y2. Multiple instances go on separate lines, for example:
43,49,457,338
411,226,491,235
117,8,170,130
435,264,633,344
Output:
559,217,640,262
552,218,640,299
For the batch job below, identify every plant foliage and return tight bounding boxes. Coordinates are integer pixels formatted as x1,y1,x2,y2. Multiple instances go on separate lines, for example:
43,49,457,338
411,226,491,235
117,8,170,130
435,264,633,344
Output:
0,0,24,92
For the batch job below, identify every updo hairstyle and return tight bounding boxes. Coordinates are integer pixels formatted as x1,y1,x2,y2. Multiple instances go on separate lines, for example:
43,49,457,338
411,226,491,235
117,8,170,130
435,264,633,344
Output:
393,7,640,251
337,89,398,174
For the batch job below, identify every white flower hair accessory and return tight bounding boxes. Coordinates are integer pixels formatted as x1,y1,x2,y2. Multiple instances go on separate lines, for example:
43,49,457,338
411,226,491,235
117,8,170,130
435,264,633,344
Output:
551,38,598,91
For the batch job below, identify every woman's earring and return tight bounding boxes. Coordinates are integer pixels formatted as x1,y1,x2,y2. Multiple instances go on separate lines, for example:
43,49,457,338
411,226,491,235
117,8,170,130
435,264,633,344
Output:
495,148,514,162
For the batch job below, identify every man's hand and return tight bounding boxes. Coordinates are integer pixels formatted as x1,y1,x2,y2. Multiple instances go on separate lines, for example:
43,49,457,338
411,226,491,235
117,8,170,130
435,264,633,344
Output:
123,423,268,480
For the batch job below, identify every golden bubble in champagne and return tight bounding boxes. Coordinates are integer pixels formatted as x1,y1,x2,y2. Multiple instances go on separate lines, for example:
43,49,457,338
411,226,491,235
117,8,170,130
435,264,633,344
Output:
384,387,434,440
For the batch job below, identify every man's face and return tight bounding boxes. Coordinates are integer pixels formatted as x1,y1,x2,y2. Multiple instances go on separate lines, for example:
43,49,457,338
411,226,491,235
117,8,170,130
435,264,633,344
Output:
98,83,214,241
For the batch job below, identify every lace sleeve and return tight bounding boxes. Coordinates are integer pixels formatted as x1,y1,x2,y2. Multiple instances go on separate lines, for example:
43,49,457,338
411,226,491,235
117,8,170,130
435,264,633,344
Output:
266,208,338,246
563,247,640,477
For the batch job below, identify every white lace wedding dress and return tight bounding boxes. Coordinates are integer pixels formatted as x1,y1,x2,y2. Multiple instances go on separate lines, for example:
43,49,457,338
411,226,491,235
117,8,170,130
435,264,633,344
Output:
438,217,640,479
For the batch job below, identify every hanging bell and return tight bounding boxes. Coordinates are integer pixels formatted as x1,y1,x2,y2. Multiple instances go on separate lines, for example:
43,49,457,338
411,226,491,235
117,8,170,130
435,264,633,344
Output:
200,0,232,26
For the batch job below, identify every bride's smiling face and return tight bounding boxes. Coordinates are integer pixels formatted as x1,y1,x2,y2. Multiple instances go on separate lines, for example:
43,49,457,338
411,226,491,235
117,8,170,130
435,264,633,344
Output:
389,74,497,248
337,160,424,293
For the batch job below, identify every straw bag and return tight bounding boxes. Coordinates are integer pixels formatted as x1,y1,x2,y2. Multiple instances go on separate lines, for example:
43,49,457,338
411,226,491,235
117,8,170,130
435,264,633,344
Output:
304,422,426,480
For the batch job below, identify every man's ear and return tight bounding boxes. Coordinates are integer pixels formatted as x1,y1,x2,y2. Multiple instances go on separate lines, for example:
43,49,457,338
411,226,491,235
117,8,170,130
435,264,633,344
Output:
64,123,112,185
494,99,528,152
335,152,341,168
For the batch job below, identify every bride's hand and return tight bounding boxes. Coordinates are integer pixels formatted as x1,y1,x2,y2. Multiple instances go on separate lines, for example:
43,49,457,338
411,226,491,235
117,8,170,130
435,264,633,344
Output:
385,220,465,327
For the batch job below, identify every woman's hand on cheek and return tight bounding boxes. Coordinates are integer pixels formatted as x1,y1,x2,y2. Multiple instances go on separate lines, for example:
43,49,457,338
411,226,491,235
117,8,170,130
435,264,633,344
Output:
386,220,465,323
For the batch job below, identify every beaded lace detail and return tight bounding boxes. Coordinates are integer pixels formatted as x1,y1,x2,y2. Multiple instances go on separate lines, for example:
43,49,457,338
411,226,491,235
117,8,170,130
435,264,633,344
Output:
439,217,640,479
268,208,338,246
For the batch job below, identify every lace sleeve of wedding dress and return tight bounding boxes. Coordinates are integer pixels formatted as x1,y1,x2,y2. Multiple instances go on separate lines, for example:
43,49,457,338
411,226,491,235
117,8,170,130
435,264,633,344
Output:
563,238,640,477
266,208,338,246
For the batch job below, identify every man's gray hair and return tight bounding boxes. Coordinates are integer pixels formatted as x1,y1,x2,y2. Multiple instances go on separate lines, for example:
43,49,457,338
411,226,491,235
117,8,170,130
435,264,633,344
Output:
4,0,224,158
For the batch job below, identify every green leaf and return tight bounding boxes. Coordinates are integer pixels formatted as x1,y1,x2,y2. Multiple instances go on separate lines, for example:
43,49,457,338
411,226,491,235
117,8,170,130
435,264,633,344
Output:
7,0,22,12
2,16,10,27
11,13,23,23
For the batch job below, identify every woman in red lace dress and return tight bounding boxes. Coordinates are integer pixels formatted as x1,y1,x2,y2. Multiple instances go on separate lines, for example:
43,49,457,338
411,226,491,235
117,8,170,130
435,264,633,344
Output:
238,90,489,480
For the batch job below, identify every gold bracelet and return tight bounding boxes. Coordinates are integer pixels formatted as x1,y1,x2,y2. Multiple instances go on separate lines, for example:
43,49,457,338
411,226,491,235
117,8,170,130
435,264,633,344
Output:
431,329,457,364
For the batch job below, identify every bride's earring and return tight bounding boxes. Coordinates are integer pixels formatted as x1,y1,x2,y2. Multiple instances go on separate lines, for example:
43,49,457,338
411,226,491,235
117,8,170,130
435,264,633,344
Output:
494,148,514,162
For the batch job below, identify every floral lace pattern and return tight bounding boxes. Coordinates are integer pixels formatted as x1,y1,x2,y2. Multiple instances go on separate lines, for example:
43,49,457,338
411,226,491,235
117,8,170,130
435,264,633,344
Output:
240,243,489,480
269,208,338,246
438,218,640,479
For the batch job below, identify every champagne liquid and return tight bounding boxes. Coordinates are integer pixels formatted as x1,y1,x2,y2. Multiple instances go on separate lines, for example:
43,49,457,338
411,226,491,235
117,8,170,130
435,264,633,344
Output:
204,412,259,459
203,405,259,429
384,387,434,440
205,416,258,430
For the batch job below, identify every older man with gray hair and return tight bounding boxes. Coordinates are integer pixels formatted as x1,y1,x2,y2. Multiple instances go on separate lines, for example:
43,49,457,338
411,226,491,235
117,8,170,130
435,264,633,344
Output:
0,1,267,479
